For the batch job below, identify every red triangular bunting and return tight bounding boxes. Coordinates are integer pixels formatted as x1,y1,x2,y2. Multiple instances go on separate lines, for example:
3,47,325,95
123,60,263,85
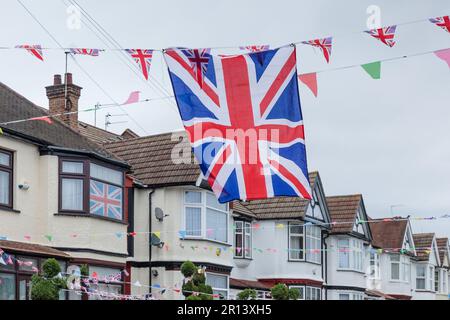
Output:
298,73,318,97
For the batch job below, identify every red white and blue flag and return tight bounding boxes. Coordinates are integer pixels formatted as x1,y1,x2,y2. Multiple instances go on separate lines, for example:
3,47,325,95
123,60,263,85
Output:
164,45,311,203
365,25,397,47
429,16,450,33
125,49,154,80
70,48,100,56
302,37,333,63
16,44,44,61
239,45,270,53
90,181,123,220
180,48,211,88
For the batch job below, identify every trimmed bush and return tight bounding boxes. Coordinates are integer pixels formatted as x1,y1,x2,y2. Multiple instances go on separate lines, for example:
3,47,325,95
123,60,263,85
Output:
180,261,197,278
288,287,300,300
237,288,257,300
30,258,66,300
271,283,289,300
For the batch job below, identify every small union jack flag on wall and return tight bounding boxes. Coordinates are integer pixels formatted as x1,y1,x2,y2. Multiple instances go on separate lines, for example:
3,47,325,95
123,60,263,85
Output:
69,48,100,56
125,49,154,80
302,37,333,63
16,44,44,61
239,45,270,53
429,16,450,33
365,25,397,47
90,180,123,220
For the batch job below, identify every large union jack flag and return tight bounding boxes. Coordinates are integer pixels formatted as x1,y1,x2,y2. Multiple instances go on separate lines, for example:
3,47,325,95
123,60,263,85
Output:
429,16,450,33
164,45,311,203
90,180,123,219
365,25,397,47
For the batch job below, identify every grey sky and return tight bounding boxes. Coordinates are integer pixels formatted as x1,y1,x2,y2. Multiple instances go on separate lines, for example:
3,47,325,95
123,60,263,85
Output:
1,0,450,237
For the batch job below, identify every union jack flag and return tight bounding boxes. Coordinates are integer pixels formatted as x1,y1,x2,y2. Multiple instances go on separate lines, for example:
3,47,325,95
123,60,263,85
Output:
429,16,450,33
69,48,100,56
302,37,332,63
90,180,123,219
16,44,44,61
179,48,211,88
125,49,154,80
365,25,397,47
239,45,270,53
164,45,311,203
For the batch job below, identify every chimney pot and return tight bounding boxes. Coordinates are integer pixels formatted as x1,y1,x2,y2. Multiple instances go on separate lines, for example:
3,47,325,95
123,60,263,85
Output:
65,73,73,85
54,74,62,85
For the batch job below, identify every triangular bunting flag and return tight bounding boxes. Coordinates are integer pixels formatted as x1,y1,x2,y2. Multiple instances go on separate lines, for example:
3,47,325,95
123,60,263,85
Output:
434,48,450,68
429,16,450,33
182,48,211,88
69,48,100,56
153,232,161,238
239,45,270,53
122,91,140,105
0,255,6,266
125,49,154,80
365,26,397,47
298,73,318,97
44,235,53,242
302,37,332,63
361,61,381,79
30,116,52,124
16,44,44,61
0,127,3,135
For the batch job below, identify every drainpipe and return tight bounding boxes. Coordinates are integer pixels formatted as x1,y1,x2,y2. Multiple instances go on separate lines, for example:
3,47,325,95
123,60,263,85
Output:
323,231,330,300
148,189,155,293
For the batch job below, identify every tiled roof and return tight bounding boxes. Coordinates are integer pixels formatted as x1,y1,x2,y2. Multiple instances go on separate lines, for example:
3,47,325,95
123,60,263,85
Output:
370,219,408,249
235,172,319,220
0,240,70,258
78,121,123,144
231,201,257,218
230,278,271,290
436,238,449,266
413,233,435,261
365,289,397,300
104,131,200,186
0,82,122,163
326,194,362,234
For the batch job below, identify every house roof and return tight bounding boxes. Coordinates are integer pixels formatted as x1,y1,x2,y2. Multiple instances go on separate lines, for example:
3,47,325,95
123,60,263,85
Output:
0,82,122,163
231,201,257,219
0,240,70,259
369,218,408,249
326,194,362,234
436,238,449,266
365,289,396,300
103,131,200,186
413,233,435,261
229,278,271,290
77,121,123,144
234,172,319,220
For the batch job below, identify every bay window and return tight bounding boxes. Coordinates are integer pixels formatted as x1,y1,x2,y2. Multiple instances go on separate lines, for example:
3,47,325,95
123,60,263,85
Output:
206,273,228,300
0,149,13,209
429,266,434,291
416,264,426,290
305,225,321,264
59,158,124,221
390,255,400,280
288,223,304,261
288,223,322,263
234,221,252,258
337,238,363,271
305,287,321,300
183,190,228,243
390,254,411,282
369,251,380,279
435,269,439,293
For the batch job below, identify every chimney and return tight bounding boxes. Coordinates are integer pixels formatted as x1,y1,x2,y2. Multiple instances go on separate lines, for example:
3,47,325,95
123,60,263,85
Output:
46,73,82,130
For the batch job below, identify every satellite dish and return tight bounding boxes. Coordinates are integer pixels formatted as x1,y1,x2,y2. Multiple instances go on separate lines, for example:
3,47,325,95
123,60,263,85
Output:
155,207,165,221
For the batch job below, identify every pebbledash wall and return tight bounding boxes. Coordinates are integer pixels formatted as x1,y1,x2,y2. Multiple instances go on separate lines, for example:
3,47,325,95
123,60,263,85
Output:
0,134,128,266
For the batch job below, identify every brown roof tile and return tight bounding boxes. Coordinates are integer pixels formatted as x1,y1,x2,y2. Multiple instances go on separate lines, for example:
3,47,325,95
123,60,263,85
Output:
0,240,70,258
413,233,435,261
231,201,257,218
0,82,122,163
78,121,123,144
436,238,449,266
230,278,271,290
326,194,362,234
370,219,408,249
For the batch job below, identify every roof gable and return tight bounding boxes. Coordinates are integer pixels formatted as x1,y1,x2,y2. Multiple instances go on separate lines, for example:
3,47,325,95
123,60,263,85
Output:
413,233,440,264
436,238,449,267
370,218,409,250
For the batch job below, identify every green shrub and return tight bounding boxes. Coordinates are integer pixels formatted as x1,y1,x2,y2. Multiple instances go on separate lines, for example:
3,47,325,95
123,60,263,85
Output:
186,295,202,300
192,272,206,286
288,287,300,300
271,283,289,300
181,261,197,278
80,264,89,277
42,258,61,278
237,288,257,300
30,258,66,300
182,280,196,298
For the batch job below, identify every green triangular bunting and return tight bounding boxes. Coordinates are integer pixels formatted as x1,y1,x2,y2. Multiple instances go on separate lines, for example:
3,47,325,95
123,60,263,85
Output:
361,61,381,79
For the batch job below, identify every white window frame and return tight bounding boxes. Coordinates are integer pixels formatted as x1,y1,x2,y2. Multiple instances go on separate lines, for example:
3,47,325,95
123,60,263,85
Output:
205,272,229,300
339,291,364,300
305,225,322,264
288,223,304,261
416,264,426,290
429,265,435,291
337,237,364,272
369,250,381,280
182,190,229,244
288,285,305,300
234,221,252,259
305,286,321,300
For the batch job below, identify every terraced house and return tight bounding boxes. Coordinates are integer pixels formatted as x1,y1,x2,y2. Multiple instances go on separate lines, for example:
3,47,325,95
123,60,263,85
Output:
1,75,449,300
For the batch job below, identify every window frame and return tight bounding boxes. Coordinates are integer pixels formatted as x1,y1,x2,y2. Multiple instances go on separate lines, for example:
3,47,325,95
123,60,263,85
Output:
205,272,229,300
182,189,229,244
233,220,252,259
288,222,305,262
369,250,381,280
58,157,125,223
0,148,14,209
337,237,364,272
416,264,426,290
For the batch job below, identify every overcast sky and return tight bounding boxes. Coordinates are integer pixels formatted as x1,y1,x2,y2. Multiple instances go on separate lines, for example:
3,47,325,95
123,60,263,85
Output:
1,0,450,238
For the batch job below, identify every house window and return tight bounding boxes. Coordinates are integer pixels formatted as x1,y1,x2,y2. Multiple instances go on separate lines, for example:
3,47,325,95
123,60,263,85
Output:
401,258,410,283
59,159,124,221
0,149,13,208
87,266,123,300
234,221,252,258
206,273,228,300
369,251,380,279
289,223,304,261
390,255,400,280
337,238,363,271
339,293,350,300
429,266,434,291
435,269,440,293
183,190,228,243
289,286,305,300
305,225,321,264
305,287,321,300
339,292,364,300
416,264,426,290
